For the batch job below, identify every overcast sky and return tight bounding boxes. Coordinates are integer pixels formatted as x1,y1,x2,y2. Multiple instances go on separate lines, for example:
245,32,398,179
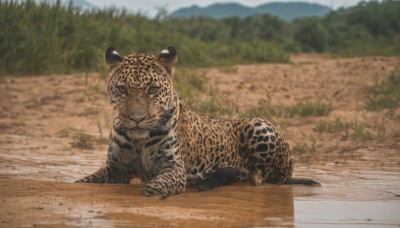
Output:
86,0,364,17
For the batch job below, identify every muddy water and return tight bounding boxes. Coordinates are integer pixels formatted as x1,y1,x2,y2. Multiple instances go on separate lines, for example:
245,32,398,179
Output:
1,136,399,227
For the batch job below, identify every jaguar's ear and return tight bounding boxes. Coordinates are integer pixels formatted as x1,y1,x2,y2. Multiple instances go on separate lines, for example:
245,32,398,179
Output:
157,47,178,77
105,47,123,71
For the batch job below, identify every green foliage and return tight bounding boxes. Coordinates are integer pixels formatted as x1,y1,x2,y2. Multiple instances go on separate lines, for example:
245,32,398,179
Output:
242,99,332,118
285,101,332,117
376,117,387,140
314,117,380,141
170,2,330,21
197,92,237,117
0,0,123,75
292,0,400,55
0,0,398,76
365,67,400,111
173,68,206,108
71,131,94,149
0,0,288,76
293,17,328,52
218,66,238,74
292,142,317,155
58,128,71,138
291,136,317,155
241,95,281,119
173,69,238,117
314,117,351,134
168,14,288,42
353,120,372,140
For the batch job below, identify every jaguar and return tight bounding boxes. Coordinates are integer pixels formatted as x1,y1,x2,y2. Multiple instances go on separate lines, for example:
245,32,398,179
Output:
76,46,320,198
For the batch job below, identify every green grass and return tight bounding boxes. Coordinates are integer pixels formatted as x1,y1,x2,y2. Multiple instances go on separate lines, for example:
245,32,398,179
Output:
365,67,400,111
71,131,94,150
335,37,400,58
218,66,238,74
242,99,332,119
1,0,399,77
241,96,281,119
376,117,387,140
92,80,107,95
198,95,224,116
314,117,351,135
198,92,238,116
352,120,372,140
292,142,317,155
174,69,238,117
291,136,317,155
285,101,332,117
314,117,378,141
173,68,207,108
58,128,71,138
0,0,288,77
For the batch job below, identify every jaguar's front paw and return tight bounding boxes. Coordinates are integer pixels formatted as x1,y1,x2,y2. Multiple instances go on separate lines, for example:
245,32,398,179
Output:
143,186,162,197
75,177,91,183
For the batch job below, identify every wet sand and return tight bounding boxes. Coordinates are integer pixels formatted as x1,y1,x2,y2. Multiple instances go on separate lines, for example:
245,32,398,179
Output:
1,168,399,227
0,179,294,227
1,55,399,227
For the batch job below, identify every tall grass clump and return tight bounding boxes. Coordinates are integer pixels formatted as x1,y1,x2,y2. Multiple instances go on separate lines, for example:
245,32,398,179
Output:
173,68,207,107
71,131,93,149
0,0,288,76
174,69,238,116
365,67,400,111
314,117,380,141
1,0,397,77
0,0,127,75
285,101,332,117
241,99,332,119
241,95,281,119
314,117,351,133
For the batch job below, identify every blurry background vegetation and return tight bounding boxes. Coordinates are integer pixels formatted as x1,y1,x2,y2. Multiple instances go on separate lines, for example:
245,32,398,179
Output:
0,0,399,76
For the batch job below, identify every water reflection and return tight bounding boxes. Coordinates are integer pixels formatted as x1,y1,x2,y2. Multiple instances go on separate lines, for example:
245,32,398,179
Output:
84,184,295,227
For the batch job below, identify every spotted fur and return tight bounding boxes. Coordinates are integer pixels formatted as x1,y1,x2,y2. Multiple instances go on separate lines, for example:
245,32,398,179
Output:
76,47,320,198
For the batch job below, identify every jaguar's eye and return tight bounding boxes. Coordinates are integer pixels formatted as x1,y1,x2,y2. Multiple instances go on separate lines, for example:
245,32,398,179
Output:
117,85,128,94
147,86,159,94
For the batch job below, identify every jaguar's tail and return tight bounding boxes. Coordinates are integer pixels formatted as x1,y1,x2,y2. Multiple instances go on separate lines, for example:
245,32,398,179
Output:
195,167,239,192
284,178,321,187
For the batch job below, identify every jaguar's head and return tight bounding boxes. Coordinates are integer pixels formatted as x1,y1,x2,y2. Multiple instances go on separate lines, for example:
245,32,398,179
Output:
105,47,179,139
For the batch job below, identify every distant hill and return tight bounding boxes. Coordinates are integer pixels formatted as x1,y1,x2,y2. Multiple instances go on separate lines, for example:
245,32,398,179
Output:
64,0,99,11
170,2,331,21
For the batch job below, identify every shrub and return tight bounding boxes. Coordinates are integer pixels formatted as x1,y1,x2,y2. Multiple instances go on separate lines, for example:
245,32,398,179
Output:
365,67,400,111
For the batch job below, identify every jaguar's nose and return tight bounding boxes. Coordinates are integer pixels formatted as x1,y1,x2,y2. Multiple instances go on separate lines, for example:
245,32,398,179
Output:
128,114,147,124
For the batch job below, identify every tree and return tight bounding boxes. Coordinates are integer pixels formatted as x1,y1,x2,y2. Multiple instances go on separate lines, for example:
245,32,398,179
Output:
294,17,328,52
